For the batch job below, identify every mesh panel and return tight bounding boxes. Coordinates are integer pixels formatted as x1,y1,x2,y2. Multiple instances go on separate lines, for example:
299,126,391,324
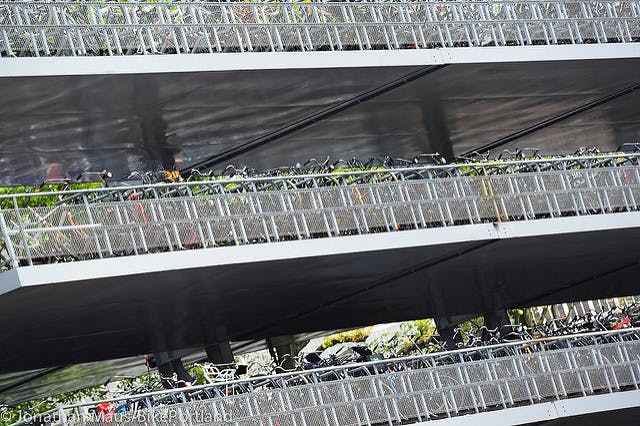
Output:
4,1,639,57
3,165,640,265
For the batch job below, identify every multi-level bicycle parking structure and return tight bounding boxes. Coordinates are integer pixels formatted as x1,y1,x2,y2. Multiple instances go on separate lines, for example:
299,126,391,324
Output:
2,2,640,422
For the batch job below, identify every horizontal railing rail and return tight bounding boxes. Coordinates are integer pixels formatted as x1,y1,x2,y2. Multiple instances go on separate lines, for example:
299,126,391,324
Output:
23,328,640,426
1,1,639,57
1,153,640,271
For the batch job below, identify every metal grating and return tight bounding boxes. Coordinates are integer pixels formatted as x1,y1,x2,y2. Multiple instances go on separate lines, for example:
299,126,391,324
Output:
1,1,639,57
2,154,640,270
30,329,640,426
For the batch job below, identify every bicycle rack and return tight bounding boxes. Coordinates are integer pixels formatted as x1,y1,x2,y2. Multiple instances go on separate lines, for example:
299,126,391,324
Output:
26,328,640,426
2,153,640,270
1,1,639,57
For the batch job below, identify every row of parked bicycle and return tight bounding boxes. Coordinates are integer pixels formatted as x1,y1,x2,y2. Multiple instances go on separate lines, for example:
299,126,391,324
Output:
23,325,639,425
137,302,640,395
114,145,638,185
12,300,630,423
81,313,638,421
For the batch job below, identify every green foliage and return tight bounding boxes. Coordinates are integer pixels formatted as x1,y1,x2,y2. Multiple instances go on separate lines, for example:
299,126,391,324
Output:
188,364,206,385
508,307,536,327
412,319,436,336
318,327,372,350
395,319,437,355
0,183,101,209
365,320,438,356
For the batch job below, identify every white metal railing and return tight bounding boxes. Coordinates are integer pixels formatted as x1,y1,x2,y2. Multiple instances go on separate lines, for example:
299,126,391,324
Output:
20,329,640,426
1,153,640,271
1,1,639,57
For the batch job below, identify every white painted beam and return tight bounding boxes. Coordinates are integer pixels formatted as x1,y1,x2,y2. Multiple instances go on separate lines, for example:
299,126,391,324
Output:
413,390,640,425
1,44,639,77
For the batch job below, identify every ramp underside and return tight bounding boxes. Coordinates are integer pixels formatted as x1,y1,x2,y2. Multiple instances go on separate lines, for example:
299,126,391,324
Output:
0,331,330,406
1,225,639,373
1,57,639,184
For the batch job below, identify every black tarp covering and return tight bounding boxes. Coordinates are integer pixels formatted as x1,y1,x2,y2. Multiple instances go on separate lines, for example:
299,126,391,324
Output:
1,58,639,185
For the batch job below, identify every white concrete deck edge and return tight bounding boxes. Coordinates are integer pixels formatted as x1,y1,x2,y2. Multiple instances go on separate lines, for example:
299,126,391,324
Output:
415,389,640,425
1,44,639,77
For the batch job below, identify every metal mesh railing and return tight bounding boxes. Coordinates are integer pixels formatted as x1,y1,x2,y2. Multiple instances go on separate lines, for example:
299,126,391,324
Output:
1,1,639,57
29,329,640,426
1,154,640,270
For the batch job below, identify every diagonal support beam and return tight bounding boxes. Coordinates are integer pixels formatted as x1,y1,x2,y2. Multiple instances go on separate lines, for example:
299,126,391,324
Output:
466,81,640,156
184,65,447,171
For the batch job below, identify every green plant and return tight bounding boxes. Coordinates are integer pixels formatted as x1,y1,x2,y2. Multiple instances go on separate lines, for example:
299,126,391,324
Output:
318,327,372,350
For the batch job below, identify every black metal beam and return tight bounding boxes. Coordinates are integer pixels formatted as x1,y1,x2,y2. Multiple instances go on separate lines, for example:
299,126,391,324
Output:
465,81,640,156
184,65,447,171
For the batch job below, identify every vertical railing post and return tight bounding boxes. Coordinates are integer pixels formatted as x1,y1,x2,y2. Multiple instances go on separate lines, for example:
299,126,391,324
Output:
147,399,157,426
12,196,32,266
77,405,86,426
82,194,103,259
0,204,19,269
58,406,68,426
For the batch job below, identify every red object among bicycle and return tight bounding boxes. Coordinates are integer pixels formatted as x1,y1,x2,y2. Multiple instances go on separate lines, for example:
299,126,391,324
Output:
97,402,115,422
127,193,148,222
614,317,632,330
